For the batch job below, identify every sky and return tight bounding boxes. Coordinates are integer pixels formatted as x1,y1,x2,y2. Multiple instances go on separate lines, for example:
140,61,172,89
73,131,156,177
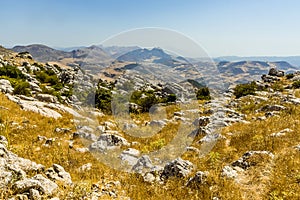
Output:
1,0,300,57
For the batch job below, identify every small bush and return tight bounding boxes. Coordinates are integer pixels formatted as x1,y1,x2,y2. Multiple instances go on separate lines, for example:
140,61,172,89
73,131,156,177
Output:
286,73,294,79
196,87,211,100
271,82,284,92
165,93,177,102
0,65,25,79
13,81,31,96
292,80,300,89
35,70,60,86
131,90,160,113
233,81,257,98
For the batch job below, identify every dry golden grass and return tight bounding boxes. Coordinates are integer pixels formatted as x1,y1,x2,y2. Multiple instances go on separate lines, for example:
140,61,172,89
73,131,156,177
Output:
1,87,300,199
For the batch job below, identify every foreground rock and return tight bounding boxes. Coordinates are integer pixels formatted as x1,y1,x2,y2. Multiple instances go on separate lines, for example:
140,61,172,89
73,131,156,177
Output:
186,171,208,187
89,133,129,152
45,164,72,185
0,79,14,94
12,174,58,196
161,158,193,179
222,150,274,180
0,135,71,199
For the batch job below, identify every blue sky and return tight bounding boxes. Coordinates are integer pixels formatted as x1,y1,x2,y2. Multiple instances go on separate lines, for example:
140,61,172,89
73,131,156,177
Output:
1,0,300,56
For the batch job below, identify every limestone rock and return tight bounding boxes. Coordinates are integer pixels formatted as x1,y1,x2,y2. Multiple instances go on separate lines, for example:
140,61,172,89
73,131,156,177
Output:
120,148,140,166
186,171,208,186
36,94,58,103
0,79,14,94
45,164,72,185
161,158,193,179
221,166,238,179
89,134,129,152
232,151,274,170
132,155,153,174
12,174,58,196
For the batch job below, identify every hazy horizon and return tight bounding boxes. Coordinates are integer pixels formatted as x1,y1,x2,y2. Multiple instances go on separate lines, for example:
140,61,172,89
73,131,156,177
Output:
6,43,300,59
2,0,300,57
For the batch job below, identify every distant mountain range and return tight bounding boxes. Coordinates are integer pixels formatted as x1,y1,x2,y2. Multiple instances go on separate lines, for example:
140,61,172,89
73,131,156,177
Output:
215,56,300,67
9,44,300,86
116,47,191,67
12,44,71,62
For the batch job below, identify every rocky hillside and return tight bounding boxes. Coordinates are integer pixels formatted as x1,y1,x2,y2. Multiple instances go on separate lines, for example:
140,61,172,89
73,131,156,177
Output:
1,45,300,199
215,60,298,85
11,44,113,71
12,44,72,62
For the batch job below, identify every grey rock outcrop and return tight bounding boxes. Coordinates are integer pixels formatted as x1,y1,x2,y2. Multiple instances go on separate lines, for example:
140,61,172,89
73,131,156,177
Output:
0,136,72,198
89,133,129,152
36,94,58,103
120,148,140,166
186,171,208,186
45,164,72,185
161,158,193,179
268,68,284,77
12,174,58,196
132,155,153,174
0,79,14,94
232,151,274,170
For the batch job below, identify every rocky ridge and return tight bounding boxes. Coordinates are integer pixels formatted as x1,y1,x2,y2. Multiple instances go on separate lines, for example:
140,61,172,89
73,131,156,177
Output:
1,46,300,199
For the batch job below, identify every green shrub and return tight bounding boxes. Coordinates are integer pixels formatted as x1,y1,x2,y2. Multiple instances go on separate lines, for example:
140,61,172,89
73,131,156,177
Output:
286,73,294,79
40,85,62,101
35,70,60,86
13,81,31,96
292,80,300,89
196,87,211,100
0,65,25,79
165,94,177,103
131,90,160,113
271,82,284,92
95,87,112,114
233,81,257,98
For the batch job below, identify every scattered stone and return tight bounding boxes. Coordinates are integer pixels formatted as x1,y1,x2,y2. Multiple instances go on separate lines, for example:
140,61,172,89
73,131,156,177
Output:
36,94,58,103
89,134,129,152
75,147,89,153
123,123,138,130
186,171,208,187
294,144,300,151
261,74,280,83
268,68,284,77
221,166,238,179
0,135,8,147
132,155,153,174
12,174,58,196
73,131,98,142
45,164,72,185
29,188,41,200
143,166,164,183
161,158,193,179
232,151,274,170
104,121,117,130
78,163,92,172
149,120,167,127
28,82,42,93
270,128,293,137
261,104,286,112
0,79,14,94
54,127,71,134
120,148,140,166
96,125,106,133
265,111,280,118
186,146,200,153
194,116,210,127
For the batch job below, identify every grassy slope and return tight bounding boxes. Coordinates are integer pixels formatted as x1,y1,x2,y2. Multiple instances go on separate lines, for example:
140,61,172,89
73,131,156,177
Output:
1,84,300,199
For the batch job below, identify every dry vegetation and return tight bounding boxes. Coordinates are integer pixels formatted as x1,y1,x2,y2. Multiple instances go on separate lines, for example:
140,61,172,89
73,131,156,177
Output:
1,77,300,199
